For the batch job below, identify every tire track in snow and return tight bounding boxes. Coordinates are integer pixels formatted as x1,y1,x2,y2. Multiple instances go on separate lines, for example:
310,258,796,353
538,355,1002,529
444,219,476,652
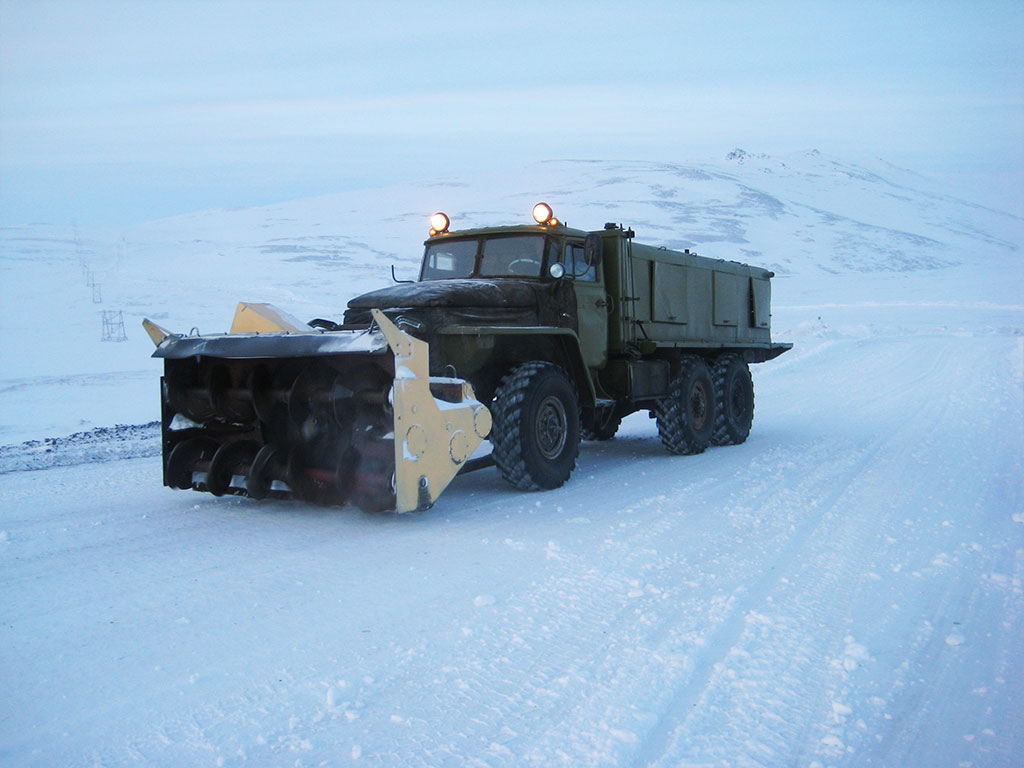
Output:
505,427,894,765
630,436,888,768
623,335,959,765
807,341,1024,767
635,334,1022,767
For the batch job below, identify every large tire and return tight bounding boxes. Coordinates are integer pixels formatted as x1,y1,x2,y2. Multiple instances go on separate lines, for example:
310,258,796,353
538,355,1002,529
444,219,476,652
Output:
655,357,715,455
711,354,754,446
491,362,581,490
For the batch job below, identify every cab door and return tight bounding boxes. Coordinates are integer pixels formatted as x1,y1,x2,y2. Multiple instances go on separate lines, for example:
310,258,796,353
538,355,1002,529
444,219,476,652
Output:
564,241,608,369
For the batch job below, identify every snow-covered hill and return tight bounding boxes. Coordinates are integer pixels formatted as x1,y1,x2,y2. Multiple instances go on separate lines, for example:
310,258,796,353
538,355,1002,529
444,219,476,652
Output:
1,151,1021,766
0,150,1020,444
0,148,1019,444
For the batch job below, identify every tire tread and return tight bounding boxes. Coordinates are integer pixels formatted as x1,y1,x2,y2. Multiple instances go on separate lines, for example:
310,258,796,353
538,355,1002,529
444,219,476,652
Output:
491,362,580,490
710,354,754,446
655,356,714,455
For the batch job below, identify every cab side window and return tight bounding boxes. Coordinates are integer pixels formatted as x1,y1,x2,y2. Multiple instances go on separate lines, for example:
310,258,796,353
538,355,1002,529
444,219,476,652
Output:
565,243,596,282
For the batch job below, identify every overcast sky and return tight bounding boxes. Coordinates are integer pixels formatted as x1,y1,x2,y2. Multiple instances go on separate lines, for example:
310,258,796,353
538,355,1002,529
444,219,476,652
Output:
2,0,1022,225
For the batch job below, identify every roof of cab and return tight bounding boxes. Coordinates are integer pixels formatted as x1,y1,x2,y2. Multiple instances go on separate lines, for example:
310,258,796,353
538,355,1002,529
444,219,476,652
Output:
425,224,591,245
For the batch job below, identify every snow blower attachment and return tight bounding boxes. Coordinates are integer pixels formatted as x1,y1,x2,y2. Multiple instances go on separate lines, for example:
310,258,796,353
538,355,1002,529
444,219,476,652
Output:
148,304,491,513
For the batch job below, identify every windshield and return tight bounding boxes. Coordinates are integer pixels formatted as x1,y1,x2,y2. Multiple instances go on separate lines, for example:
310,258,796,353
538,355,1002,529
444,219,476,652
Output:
421,239,476,279
421,235,552,280
479,236,546,277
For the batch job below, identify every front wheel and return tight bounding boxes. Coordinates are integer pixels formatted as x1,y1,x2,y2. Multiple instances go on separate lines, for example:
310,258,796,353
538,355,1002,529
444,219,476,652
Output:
491,362,581,490
655,357,715,455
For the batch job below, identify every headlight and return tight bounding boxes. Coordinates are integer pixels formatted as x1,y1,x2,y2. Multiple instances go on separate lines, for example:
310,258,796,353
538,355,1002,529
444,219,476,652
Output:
429,212,450,236
532,202,553,225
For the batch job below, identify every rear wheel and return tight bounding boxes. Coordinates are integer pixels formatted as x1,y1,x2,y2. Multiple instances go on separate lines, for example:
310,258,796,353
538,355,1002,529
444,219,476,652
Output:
711,354,754,445
491,362,581,490
655,357,715,455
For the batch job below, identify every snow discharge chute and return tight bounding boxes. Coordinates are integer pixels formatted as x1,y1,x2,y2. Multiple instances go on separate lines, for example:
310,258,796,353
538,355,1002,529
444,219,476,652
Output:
148,303,491,513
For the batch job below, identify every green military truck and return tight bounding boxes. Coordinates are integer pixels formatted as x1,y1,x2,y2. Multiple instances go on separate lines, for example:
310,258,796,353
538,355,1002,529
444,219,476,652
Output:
146,203,790,512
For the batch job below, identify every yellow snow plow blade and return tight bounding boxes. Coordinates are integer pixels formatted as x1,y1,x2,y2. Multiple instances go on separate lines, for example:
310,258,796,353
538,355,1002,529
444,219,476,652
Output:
142,318,172,346
228,302,312,334
373,309,492,512
149,305,491,513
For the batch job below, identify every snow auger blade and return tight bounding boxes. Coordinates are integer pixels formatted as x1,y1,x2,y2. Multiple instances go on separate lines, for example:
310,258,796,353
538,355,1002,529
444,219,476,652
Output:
148,304,491,513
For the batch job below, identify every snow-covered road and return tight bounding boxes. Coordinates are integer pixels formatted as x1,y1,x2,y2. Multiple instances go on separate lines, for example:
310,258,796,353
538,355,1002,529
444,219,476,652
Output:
2,313,1021,767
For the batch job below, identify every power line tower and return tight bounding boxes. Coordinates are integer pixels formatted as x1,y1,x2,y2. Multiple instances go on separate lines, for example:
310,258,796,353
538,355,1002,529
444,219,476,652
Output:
101,310,127,342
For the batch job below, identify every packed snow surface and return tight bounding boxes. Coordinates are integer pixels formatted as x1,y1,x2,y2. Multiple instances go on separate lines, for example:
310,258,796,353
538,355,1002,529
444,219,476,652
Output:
1,152,1022,766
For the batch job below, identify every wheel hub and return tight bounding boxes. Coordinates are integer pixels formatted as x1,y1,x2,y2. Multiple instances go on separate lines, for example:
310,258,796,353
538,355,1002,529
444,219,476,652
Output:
535,395,568,459
688,381,708,430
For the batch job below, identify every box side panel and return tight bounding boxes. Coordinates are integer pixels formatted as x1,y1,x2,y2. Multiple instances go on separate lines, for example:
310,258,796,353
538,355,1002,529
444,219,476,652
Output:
713,271,745,327
652,261,688,325
752,277,771,329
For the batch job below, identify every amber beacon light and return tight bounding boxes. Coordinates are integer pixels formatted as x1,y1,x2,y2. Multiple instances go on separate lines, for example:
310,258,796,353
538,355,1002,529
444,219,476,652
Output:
429,212,450,236
532,202,555,225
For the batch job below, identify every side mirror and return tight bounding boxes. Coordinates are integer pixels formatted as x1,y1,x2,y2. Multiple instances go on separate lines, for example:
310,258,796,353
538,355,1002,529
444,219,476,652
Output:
584,233,603,267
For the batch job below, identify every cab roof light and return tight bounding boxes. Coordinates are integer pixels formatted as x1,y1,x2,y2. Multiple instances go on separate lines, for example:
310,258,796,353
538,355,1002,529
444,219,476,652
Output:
532,202,553,225
429,211,450,236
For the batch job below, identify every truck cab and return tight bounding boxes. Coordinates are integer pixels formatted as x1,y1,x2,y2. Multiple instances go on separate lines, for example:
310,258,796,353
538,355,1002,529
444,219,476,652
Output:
346,204,790,494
